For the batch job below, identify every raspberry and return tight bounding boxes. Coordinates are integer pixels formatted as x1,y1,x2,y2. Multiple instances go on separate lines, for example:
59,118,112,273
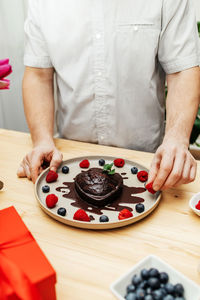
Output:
73,209,90,222
145,182,156,194
46,194,58,208
46,170,58,183
79,159,90,168
114,158,125,168
137,170,148,182
118,208,133,220
195,200,200,210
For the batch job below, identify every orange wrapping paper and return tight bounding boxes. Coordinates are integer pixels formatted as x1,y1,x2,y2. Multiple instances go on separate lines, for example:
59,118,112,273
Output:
0,206,56,300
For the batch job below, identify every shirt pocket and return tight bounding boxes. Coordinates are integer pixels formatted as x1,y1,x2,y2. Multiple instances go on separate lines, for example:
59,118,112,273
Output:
116,22,156,32
115,21,160,57
111,22,160,86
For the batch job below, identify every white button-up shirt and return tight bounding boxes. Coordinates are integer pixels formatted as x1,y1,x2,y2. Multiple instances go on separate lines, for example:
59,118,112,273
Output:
24,0,200,152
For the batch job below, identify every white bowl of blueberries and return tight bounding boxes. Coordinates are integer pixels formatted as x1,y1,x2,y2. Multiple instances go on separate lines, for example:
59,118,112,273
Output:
110,255,200,300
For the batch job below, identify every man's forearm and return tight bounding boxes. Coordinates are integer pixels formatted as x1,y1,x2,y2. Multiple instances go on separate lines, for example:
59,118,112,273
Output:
18,66,63,182
165,67,200,146
23,66,55,146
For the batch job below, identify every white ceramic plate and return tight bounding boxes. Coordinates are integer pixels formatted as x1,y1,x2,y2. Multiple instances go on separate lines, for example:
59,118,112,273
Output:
189,192,200,217
35,156,161,230
110,255,200,300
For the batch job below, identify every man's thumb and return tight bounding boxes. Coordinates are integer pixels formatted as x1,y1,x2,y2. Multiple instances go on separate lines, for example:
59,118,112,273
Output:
50,151,63,172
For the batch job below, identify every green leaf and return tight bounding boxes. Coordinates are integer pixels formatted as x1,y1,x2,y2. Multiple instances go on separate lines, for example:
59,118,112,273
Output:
194,117,200,129
197,21,200,35
103,163,115,175
195,142,200,147
197,106,200,116
108,169,115,175
103,163,113,171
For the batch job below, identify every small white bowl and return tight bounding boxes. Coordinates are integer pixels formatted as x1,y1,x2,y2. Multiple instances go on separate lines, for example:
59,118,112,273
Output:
110,255,200,300
189,192,200,217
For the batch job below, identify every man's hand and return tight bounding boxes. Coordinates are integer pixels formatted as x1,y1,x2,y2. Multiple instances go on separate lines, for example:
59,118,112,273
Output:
148,136,197,191
148,67,199,191
17,143,63,183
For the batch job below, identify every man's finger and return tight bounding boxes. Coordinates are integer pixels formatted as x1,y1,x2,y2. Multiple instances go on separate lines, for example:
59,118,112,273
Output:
50,151,63,172
17,165,26,178
173,156,192,187
30,153,45,183
161,152,186,190
152,153,174,191
190,164,197,182
24,164,31,180
30,163,41,183
147,155,161,185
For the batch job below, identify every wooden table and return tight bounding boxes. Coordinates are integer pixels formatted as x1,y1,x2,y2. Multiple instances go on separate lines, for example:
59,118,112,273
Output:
0,129,199,299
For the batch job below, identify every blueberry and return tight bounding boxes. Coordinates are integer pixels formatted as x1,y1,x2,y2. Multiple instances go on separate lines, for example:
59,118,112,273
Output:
164,283,175,295
159,272,169,284
149,268,160,278
135,203,145,213
147,277,160,289
163,295,174,300
152,290,163,300
57,207,66,216
99,159,105,166
62,166,69,174
174,283,184,296
144,296,153,300
125,292,137,300
136,288,145,300
146,287,152,295
141,269,150,280
160,287,167,297
99,215,109,222
138,280,148,290
131,167,138,174
131,275,142,286
126,284,136,293
42,185,50,193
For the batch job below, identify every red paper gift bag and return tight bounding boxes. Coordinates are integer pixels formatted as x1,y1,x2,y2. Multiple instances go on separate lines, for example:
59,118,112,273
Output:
0,206,56,300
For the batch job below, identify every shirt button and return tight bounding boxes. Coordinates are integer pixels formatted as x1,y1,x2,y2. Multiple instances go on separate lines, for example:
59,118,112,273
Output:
96,33,101,39
134,26,138,31
98,71,102,76
100,136,104,140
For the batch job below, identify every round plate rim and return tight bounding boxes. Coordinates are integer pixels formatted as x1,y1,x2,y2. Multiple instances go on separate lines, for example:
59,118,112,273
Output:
34,155,162,230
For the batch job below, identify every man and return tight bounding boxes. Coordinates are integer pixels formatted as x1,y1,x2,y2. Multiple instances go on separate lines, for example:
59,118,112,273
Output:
18,0,200,191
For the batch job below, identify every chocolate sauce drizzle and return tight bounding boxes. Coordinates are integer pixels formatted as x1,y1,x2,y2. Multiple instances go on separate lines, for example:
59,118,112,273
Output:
56,181,146,215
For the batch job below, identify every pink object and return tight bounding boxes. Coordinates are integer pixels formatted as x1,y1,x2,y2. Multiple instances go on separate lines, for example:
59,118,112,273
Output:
0,58,9,66
0,58,12,89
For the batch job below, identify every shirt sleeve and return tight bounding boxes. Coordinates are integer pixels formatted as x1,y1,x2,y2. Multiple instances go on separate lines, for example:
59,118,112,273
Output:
24,0,53,68
158,0,200,74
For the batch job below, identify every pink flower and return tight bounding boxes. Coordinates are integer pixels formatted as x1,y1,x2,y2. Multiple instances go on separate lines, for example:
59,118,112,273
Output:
0,59,12,90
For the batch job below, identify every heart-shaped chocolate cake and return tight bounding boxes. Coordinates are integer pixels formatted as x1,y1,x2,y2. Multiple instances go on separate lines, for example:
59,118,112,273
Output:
74,168,123,207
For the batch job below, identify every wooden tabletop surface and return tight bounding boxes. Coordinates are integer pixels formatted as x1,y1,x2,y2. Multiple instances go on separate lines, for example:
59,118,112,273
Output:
0,129,200,299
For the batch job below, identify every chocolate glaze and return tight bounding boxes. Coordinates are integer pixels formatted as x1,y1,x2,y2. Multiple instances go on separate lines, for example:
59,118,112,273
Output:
121,173,127,175
90,215,95,221
56,182,146,215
